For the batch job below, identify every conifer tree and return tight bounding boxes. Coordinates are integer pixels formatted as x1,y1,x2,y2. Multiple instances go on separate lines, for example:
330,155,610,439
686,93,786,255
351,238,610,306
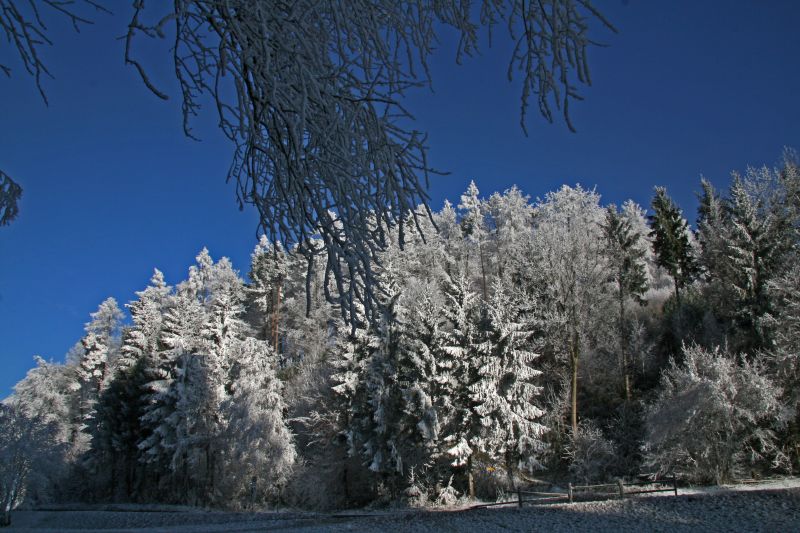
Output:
438,269,482,497
218,338,296,506
723,175,785,350
602,205,648,400
648,187,698,304
469,282,546,483
249,236,288,352
458,181,490,300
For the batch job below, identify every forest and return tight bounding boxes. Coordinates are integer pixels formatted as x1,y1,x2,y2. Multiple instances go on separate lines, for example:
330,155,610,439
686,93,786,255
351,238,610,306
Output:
2,151,800,513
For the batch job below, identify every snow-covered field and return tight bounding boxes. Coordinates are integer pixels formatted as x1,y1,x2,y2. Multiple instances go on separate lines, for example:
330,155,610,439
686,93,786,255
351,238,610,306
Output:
6,480,800,532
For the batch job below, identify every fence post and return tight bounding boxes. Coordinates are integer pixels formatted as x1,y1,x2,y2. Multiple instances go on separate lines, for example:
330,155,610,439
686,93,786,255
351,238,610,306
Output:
568,483,573,504
672,475,678,497
617,479,624,500
517,488,523,508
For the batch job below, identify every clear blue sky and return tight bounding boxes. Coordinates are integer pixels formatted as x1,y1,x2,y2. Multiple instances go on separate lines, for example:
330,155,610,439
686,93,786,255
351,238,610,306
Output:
1,1,799,397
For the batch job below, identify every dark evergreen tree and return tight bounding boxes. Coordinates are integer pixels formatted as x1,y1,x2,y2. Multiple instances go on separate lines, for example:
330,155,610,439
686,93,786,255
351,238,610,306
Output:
602,205,648,400
648,186,698,304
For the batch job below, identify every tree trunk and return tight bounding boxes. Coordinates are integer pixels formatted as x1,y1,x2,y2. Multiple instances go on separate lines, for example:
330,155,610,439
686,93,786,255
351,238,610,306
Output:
0,510,10,527
272,283,281,354
478,242,488,301
467,455,475,499
619,288,631,401
570,330,580,436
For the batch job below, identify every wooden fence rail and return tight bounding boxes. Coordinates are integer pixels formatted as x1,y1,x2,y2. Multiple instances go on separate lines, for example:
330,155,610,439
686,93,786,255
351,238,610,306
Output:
468,475,679,510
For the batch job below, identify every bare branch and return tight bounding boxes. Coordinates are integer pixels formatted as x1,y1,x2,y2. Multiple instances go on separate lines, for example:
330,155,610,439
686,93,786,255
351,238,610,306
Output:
124,0,613,325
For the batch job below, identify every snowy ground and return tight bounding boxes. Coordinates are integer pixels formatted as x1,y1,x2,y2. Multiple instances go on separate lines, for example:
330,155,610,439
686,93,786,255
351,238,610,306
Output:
6,479,800,532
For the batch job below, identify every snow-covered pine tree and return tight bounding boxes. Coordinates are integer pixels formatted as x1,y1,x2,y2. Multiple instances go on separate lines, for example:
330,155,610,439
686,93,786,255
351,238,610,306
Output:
122,270,172,368
87,270,172,500
189,258,249,498
359,311,406,493
75,299,125,456
469,281,546,484
767,264,800,468
89,352,149,500
458,181,490,300
722,175,788,351
248,236,288,352
218,337,296,507
76,298,125,414
137,291,205,497
621,199,671,296
438,268,482,497
393,281,447,492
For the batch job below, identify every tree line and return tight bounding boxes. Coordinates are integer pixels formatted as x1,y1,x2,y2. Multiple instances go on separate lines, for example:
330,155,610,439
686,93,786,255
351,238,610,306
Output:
3,151,800,511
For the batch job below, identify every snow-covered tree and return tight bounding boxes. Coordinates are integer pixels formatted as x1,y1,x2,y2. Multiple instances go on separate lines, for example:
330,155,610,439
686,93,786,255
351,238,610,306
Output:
531,184,609,436
182,259,248,497
767,265,800,468
469,282,546,481
643,344,784,483
84,270,172,499
249,236,289,352
0,401,64,524
486,186,534,287
71,298,126,453
459,181,490,299
218,338,296,507
438,269,482,496
121,270,172,368
137,292,205,476
11,357,75,449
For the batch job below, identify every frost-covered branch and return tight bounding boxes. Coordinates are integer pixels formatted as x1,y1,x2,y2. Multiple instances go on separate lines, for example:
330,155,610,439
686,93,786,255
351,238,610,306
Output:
0,0,109,228
125,0,613,324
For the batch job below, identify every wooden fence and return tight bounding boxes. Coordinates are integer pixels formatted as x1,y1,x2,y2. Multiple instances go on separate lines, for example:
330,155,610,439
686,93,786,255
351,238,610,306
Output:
471,475,678,510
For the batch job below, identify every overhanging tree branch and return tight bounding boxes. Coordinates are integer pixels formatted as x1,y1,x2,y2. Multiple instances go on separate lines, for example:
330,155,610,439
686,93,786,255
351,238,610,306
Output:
125,0,614,324
0,0,110,227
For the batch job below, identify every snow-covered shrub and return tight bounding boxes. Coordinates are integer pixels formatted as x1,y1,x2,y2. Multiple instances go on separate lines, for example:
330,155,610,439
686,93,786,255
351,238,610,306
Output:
402,468,429,508
434,476,460,507
564,421,616,484
643,344,784,484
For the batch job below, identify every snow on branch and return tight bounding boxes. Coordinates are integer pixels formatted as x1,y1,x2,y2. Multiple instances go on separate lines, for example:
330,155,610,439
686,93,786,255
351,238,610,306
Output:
125,0,612,325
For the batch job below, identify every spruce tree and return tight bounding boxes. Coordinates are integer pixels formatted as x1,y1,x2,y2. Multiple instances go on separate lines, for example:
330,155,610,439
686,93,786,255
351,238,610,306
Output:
469,281,546,483
648,186,698,304
602,205,648,400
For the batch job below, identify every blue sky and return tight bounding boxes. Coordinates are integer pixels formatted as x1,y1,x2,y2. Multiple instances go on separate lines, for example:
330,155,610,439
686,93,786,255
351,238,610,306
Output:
2,1,799,397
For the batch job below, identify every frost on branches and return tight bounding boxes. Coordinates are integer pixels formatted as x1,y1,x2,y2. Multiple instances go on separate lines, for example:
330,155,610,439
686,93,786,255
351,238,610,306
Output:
643,345,785,484
7,170,800,509
122,1,614,325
